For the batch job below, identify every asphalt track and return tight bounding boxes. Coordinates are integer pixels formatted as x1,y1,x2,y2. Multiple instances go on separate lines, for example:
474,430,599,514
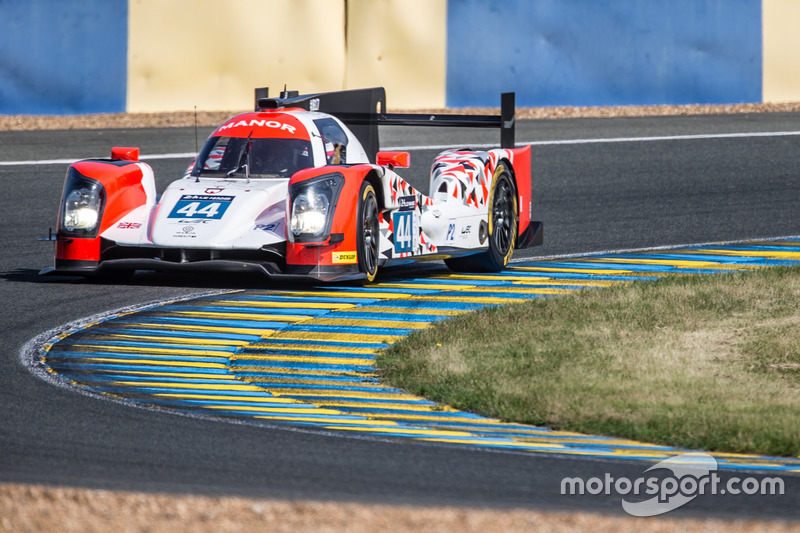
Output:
3,114,800,518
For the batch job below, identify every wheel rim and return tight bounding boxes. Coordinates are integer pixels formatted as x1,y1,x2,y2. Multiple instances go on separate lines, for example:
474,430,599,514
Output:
492,177,514,255
362,194,379,275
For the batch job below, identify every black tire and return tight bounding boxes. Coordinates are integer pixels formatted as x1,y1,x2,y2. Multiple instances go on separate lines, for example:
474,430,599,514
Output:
445,165,518,272
356,181,380,283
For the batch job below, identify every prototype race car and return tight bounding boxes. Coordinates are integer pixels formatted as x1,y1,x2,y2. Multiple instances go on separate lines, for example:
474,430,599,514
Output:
43,87,542,282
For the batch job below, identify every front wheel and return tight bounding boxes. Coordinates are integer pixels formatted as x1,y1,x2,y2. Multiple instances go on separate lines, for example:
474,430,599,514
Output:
356,181,380,283
445,166,518,272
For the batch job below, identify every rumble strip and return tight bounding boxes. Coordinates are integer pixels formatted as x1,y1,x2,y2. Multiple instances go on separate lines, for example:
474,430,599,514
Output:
31,240,800,473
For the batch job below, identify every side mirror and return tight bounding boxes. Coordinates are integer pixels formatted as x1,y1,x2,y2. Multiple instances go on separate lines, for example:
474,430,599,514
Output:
376,151,410,169
111,147,140,161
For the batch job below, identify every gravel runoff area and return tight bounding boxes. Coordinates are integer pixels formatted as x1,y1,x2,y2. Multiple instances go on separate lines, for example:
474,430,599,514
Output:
2,483,799,533
5,102,800,532
2,102,800,131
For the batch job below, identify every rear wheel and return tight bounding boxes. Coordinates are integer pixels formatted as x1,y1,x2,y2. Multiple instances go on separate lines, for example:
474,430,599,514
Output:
356,182,380,283
445,165,517,272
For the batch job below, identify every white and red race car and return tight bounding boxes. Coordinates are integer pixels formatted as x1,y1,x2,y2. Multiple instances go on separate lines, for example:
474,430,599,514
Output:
43,87,542,282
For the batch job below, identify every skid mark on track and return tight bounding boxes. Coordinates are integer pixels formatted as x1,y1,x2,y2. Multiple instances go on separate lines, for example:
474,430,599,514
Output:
38,240,800,472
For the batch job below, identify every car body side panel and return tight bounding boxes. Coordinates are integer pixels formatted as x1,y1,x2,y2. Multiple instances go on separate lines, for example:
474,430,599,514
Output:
508,145,533,244
378,170,440,260
56,159,154,263
429,145,534,249
285,165,371,274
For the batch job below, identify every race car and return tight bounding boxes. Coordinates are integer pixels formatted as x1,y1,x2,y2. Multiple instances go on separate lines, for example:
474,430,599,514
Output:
42,87,542,282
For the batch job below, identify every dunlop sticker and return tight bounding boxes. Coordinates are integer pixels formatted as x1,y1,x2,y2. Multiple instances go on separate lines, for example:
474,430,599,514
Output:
332,251,357,264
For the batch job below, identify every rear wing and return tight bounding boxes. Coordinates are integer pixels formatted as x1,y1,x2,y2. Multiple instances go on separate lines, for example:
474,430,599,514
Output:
255,87,515,163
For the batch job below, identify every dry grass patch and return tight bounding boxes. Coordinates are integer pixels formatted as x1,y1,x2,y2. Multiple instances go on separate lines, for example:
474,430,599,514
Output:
378,267,800,456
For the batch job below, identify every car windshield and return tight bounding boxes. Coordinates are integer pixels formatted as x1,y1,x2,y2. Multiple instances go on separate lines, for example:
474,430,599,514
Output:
192,136,314,178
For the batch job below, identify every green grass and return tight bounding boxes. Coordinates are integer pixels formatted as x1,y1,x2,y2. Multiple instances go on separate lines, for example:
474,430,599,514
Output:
377,266,800,457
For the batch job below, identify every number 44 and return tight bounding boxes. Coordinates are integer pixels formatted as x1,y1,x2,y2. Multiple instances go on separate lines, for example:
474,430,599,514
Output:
176,202,220,218
392,211,415,253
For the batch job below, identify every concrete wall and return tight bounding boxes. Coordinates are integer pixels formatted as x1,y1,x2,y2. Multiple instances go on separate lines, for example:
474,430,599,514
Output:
446,0,762,107
345,0,446,109
762,0,800,103
0,0,798,114
127,0,347,113
0,0,128,114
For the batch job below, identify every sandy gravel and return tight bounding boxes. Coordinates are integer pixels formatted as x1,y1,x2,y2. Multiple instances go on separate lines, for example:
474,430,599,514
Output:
2,483,798,533
5,102,799,531
2,102,800,132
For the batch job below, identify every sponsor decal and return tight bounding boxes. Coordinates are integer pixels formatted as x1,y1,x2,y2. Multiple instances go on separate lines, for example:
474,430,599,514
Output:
204,187,225,194
398,195,416,211
117,222,141,229
445,219,456,243
217,119,296,134
177,194,234,201
255,222,281,232
459,224,472,240
332,251,357,264
392,211,416,254
168,195,234,220
173,225,197,239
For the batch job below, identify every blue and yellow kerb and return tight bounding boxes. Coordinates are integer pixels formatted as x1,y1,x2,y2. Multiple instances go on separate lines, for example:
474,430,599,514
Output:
39,240,800,473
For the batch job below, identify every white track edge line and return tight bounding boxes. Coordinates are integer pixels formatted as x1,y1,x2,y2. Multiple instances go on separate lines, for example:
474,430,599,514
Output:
511,235,800,263
3,130,800,165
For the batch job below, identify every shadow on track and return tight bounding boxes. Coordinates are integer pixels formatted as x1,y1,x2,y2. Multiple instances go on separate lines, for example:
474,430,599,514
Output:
1,263,453,290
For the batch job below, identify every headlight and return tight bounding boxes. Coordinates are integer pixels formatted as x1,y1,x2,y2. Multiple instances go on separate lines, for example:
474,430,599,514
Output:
60,169,106,237
290,188,330,235
288,174,343,242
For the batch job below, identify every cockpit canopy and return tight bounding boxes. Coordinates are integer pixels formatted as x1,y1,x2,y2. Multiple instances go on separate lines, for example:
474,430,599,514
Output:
192,137,313,179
